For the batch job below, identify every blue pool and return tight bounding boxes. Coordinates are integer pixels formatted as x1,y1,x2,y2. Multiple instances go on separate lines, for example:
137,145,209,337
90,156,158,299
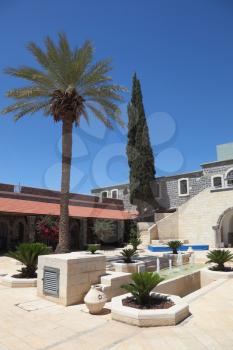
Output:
148,244,209,252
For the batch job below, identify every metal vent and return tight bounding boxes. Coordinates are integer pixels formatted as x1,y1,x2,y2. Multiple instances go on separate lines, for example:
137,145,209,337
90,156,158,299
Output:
43,267,60,297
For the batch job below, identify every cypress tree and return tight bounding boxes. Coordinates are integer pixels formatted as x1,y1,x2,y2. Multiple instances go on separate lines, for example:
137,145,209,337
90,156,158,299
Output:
127,73,158,216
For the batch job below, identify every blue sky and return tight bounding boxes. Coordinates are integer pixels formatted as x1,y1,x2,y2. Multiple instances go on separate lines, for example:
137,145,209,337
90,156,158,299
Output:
0,0,233,194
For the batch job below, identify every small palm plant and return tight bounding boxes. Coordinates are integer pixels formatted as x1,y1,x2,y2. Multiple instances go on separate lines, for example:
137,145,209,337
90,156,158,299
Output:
87,244,100,254
206,249,233,271
121,272,164,306
167,240,183,254
120,248,138,263
129,228,142,251
8,243,51,278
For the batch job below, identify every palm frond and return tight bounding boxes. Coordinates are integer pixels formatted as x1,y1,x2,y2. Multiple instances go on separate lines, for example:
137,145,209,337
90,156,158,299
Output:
2,33,126,128
86,103,113,129
4,66,53,87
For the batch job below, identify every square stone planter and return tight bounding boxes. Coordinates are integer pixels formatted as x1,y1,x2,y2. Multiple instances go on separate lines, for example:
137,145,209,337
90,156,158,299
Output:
1,275,37,288
113,260,145,273
163,253,191,266
111,293,189,327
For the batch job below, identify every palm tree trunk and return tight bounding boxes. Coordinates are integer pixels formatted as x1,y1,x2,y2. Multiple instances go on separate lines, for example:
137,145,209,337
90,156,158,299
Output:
56,119,73,253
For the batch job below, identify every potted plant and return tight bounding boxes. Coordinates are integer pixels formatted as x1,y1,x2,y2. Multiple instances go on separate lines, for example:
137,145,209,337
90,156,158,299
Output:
121,272,165,306
206,249,233,271
114,248,144,273
2,243,51,287
167,240,183,254
111,272,189,326
87,244,101,254
163,240,190,266
120,248,138,263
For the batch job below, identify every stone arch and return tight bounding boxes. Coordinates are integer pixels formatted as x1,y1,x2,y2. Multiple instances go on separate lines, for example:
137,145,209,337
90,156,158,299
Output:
13,218,27,243
70,220,81,251
0,220,9,250
215,207,233,247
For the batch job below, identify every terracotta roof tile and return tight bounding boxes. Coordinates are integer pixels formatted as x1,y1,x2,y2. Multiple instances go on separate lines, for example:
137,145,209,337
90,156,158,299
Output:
0,197,137,220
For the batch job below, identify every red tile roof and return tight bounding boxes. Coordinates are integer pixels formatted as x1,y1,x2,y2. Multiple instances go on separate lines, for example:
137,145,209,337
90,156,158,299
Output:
0,197,137,220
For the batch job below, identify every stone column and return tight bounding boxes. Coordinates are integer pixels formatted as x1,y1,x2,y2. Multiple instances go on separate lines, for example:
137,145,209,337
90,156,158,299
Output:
27,216,36,242
80,219,87,249
117,221,124,242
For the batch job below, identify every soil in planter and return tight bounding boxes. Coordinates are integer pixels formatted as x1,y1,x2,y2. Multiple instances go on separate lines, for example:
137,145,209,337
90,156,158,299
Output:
12,272,37,279
122,295,174,310
209,266,233,272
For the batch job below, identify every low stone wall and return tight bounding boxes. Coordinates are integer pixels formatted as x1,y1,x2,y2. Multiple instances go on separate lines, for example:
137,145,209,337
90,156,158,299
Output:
154,271,201,297
37,252,106,306
100,271,132,301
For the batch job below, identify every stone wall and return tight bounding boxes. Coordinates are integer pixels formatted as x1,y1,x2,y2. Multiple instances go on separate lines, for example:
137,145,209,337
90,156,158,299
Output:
91,160,233,211
155,187,233,247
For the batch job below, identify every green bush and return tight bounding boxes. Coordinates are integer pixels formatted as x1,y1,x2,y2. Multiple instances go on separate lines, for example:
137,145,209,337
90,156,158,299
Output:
8,243,51,278
129,228,142,251
87,244,100,254
167,240,183,254
121,272,164,305
206,249,233,271
120,248,138,263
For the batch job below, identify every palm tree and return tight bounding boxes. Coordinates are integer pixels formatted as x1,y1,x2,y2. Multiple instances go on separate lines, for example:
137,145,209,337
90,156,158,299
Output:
1,33,126,253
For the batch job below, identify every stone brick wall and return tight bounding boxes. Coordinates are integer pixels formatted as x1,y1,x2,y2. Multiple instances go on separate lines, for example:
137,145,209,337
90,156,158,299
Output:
91,160,233,211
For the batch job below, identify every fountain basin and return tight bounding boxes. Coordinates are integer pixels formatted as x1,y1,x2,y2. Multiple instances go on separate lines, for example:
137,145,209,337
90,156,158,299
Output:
163,253,191,266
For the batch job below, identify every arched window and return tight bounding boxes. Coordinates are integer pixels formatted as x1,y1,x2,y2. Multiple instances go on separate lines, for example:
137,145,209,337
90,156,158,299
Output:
178,178,189,196
211,175,223,189
226,169,233,187
111,189,118,199
101,191,108,199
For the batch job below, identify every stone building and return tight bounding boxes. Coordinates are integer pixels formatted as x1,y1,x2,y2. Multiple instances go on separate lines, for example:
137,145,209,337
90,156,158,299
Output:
0,184,135,251
91,142,233,248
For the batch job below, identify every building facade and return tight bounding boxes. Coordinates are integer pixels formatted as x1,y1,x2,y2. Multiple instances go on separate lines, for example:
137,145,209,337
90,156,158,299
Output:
92,143,233,211
0,184,135,251
91,143,233,248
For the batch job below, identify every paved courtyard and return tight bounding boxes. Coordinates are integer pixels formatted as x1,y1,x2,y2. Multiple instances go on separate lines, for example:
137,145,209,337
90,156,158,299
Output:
0,256,233,350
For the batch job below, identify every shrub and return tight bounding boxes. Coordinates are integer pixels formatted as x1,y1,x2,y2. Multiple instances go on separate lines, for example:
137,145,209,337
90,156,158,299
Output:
121,272,164,305
120,248,138,263
92,220,115,243
36,215,59,250
8,243,51,278
87,244,100,254
129,228,142,251
206,249,233,271
167,240,183,254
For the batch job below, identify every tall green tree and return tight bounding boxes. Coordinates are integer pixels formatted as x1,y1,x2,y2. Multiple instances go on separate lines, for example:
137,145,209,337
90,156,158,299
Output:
1,33,125,253
127,73,158,216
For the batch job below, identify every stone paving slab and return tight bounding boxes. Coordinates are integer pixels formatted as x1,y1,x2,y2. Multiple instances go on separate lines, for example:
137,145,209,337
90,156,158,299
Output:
0,257,233,350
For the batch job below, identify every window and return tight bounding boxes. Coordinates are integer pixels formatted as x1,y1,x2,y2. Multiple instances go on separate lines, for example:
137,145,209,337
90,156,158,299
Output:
226,169,233,187
111,189,118,199
211,175,223,189
154,182,161,198
178,178,189,196
101,191,108,199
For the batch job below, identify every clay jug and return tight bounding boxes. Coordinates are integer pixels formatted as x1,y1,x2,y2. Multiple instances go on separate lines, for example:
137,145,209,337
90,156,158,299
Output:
84,285,107,314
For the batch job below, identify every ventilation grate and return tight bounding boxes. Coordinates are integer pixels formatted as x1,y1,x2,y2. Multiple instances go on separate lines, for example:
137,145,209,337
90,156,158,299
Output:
43,266,60,297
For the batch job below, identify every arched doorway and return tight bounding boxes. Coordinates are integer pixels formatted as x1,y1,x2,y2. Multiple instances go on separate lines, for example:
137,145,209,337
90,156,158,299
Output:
0,222,8,251
70,221,80,251
16,222,25,243
216,207,233,248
